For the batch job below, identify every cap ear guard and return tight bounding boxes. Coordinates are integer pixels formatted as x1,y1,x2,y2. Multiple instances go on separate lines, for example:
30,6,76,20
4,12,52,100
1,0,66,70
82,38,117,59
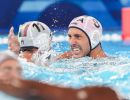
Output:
91,30,102,49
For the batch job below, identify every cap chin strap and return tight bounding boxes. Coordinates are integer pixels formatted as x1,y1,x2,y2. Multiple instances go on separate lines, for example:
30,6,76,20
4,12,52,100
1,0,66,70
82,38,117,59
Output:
86,51,91,57
86,42,101,57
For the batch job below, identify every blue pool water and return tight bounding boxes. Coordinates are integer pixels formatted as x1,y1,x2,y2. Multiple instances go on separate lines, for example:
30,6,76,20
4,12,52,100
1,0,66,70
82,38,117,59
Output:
0,33,130,99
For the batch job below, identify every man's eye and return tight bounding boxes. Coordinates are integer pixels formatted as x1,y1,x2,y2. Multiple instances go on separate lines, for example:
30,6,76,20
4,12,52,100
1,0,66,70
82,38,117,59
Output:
74,34,81,38
68,35,71,38
2,67,12,72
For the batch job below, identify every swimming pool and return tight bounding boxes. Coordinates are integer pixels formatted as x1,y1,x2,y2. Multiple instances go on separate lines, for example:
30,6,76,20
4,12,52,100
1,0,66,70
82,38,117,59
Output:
0,32,130,99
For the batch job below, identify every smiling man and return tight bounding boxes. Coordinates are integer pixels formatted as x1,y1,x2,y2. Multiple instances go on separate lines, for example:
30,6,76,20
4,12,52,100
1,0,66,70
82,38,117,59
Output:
59,15,107,59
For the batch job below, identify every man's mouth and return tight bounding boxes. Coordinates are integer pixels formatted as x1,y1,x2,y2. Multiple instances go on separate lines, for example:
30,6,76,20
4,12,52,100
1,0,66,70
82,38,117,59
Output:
71,46,81,55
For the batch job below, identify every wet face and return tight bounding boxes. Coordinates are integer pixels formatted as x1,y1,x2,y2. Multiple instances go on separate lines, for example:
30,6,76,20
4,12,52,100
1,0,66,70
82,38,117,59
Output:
68,28,90,58
20,48,38,62
0,59,22,82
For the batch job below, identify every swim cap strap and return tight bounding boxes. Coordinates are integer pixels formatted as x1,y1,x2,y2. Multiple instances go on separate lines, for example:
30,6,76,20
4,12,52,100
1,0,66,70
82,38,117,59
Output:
91,42,101,50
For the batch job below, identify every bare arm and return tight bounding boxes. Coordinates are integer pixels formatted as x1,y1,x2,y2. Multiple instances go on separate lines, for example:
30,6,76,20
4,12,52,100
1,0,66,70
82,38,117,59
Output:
0,79,120,100
8,27,20,55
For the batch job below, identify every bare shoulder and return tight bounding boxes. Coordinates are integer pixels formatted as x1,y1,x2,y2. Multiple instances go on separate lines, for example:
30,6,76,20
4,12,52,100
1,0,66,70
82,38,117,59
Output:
56,51,73,60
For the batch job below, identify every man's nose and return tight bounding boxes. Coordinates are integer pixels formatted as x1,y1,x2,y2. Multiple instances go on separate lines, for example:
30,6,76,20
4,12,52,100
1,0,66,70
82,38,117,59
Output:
69,37,77,45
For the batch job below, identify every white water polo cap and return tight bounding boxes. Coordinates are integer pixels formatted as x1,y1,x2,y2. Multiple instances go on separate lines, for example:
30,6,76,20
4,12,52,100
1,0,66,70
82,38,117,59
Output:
69,15,102,50
18,21,52,51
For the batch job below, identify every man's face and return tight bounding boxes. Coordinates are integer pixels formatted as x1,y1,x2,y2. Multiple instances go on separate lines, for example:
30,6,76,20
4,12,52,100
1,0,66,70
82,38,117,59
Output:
0,59,22,82
68,28,90,58
20,48,38,62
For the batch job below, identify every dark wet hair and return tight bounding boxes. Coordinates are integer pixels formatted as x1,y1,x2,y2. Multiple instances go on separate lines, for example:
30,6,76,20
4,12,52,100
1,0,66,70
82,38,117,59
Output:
20,46,38,52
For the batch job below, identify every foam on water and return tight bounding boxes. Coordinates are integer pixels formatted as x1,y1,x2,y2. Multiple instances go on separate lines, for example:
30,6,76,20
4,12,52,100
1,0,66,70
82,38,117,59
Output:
20,55,130,99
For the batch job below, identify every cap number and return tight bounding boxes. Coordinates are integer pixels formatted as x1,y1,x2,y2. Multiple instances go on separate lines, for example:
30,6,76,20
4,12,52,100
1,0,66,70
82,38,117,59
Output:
33,23,45,32
93,19,100,28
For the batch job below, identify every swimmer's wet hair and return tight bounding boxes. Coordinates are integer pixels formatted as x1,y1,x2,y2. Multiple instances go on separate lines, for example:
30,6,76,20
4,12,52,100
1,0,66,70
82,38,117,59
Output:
20,46,38,52
0,51,18,65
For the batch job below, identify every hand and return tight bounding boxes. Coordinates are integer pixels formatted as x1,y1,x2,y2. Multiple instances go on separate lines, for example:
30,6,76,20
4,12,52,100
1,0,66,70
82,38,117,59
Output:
8,27,20,54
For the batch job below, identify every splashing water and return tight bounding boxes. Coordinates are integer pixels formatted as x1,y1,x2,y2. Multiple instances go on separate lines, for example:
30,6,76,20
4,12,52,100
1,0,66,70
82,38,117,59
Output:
1,33,130,99
19,35,130,98
20,55,130,99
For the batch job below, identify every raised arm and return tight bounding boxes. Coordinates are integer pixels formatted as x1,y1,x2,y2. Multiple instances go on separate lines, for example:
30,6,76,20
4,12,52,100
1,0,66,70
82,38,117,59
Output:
8,27,20,55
